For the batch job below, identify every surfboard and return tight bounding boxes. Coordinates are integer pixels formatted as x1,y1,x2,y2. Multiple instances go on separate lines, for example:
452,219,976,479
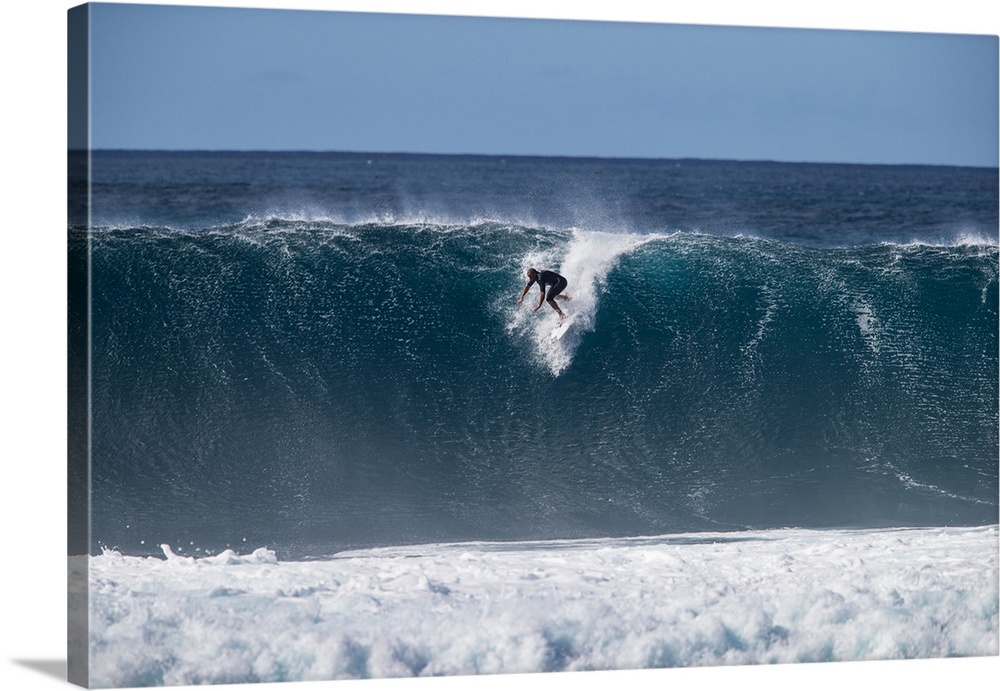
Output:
550,315,575,341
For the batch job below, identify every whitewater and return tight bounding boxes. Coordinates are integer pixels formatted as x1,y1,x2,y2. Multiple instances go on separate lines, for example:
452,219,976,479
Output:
81,526,997,687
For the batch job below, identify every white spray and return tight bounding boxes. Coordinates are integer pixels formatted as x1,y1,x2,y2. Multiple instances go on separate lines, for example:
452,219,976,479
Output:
508,229,660,376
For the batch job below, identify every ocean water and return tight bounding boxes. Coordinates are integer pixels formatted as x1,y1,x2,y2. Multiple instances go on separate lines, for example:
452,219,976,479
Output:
77,151,998,557
70,151,999,684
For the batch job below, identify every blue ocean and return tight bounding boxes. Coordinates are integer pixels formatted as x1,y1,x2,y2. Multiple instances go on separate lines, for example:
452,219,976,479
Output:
76,151,998,559
71,152,1000,686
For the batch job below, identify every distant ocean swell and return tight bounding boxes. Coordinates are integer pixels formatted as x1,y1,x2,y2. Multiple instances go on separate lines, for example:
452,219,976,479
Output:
85,220,999,555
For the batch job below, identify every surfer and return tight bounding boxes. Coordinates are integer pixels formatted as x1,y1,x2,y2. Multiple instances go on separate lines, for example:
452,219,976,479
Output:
517,268,569,319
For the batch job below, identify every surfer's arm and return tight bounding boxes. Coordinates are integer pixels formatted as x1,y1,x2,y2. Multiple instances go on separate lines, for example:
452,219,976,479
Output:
517,280,535,305
535,289,545,311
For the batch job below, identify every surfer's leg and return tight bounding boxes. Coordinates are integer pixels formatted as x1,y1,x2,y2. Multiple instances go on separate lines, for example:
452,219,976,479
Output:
547,277,567,300
546,278,568,317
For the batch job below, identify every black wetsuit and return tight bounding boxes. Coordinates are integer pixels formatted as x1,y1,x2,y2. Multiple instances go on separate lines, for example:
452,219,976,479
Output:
535,270,567,302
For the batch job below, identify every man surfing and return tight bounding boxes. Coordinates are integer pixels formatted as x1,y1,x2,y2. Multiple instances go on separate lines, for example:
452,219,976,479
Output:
517,268,569,319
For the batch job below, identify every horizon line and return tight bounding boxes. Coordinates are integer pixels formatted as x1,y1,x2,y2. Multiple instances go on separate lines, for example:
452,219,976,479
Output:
70,148,1000,170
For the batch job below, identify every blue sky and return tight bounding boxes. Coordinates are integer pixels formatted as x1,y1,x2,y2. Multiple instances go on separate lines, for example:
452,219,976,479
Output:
85,2,998,166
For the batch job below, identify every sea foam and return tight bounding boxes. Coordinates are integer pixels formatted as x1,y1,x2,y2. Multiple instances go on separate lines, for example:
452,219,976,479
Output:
87,525,999,687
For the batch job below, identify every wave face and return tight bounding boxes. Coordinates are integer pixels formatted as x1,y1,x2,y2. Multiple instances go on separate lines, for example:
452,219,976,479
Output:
86,217,999,556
